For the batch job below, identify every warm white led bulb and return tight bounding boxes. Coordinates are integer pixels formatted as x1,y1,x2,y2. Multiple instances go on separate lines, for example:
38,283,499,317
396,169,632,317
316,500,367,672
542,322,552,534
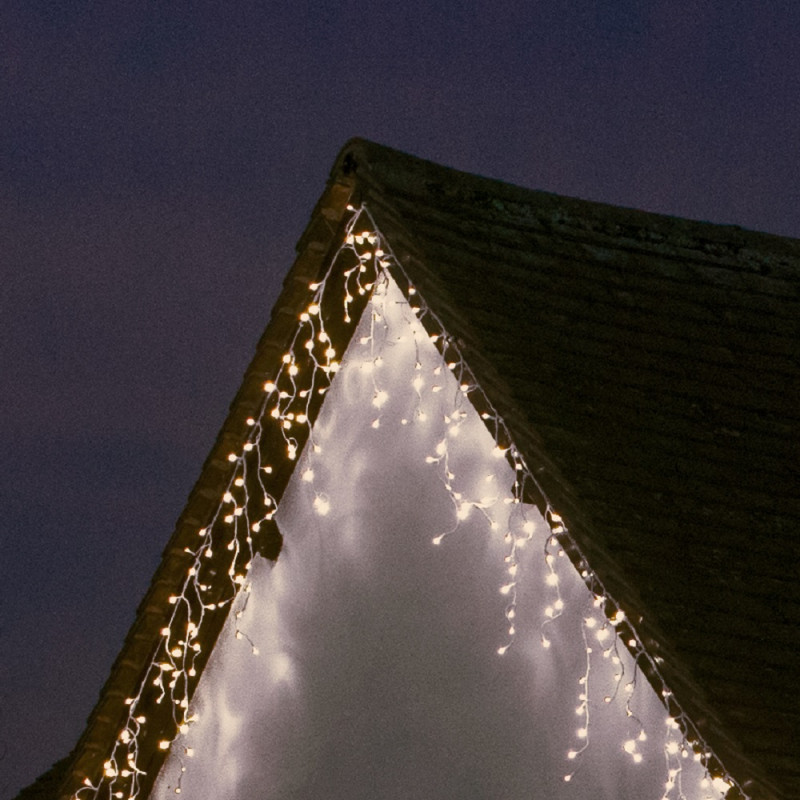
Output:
313,496,330,516
372,389,389,408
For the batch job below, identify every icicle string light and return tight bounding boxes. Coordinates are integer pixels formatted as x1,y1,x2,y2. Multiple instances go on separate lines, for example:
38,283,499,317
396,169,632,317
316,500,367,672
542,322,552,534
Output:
349,207,743,800
73,210,382,800
73,204,742,800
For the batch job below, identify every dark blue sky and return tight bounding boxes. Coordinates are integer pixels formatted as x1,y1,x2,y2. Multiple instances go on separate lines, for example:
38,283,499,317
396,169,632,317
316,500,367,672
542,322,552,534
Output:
3,2,799,797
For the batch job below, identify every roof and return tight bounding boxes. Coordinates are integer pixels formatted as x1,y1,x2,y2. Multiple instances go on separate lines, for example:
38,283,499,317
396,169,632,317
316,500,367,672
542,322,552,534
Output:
335,140,800,799
30,140,799,800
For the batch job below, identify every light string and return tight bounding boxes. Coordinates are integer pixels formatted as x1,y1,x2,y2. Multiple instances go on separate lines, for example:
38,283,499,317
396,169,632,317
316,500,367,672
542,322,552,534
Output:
72,210,378,800
344,206,744,800
72,204,743,800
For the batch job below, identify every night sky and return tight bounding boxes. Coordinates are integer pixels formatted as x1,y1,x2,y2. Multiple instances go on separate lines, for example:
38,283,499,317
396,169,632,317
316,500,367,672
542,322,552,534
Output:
3,2,799,797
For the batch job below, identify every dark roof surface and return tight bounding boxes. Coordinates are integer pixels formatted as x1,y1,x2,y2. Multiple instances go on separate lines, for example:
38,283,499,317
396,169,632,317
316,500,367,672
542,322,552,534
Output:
335,139,800,800
36,140,799,800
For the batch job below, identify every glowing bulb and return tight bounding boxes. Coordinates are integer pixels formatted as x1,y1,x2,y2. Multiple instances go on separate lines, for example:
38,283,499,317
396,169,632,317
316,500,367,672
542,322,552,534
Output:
712,777,732,793
302,468,314,482
313,496,330,516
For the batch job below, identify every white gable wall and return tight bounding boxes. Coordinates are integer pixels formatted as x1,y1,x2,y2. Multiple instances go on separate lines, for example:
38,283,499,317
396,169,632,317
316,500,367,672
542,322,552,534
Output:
152,276,723,799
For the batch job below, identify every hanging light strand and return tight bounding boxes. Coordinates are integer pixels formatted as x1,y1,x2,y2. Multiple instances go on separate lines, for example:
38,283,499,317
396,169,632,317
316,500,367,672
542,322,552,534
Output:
73,204,744,800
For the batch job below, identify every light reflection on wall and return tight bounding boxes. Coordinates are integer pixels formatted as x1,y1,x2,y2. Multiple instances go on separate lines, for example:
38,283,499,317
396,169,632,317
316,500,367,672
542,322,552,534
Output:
151,277,724,800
